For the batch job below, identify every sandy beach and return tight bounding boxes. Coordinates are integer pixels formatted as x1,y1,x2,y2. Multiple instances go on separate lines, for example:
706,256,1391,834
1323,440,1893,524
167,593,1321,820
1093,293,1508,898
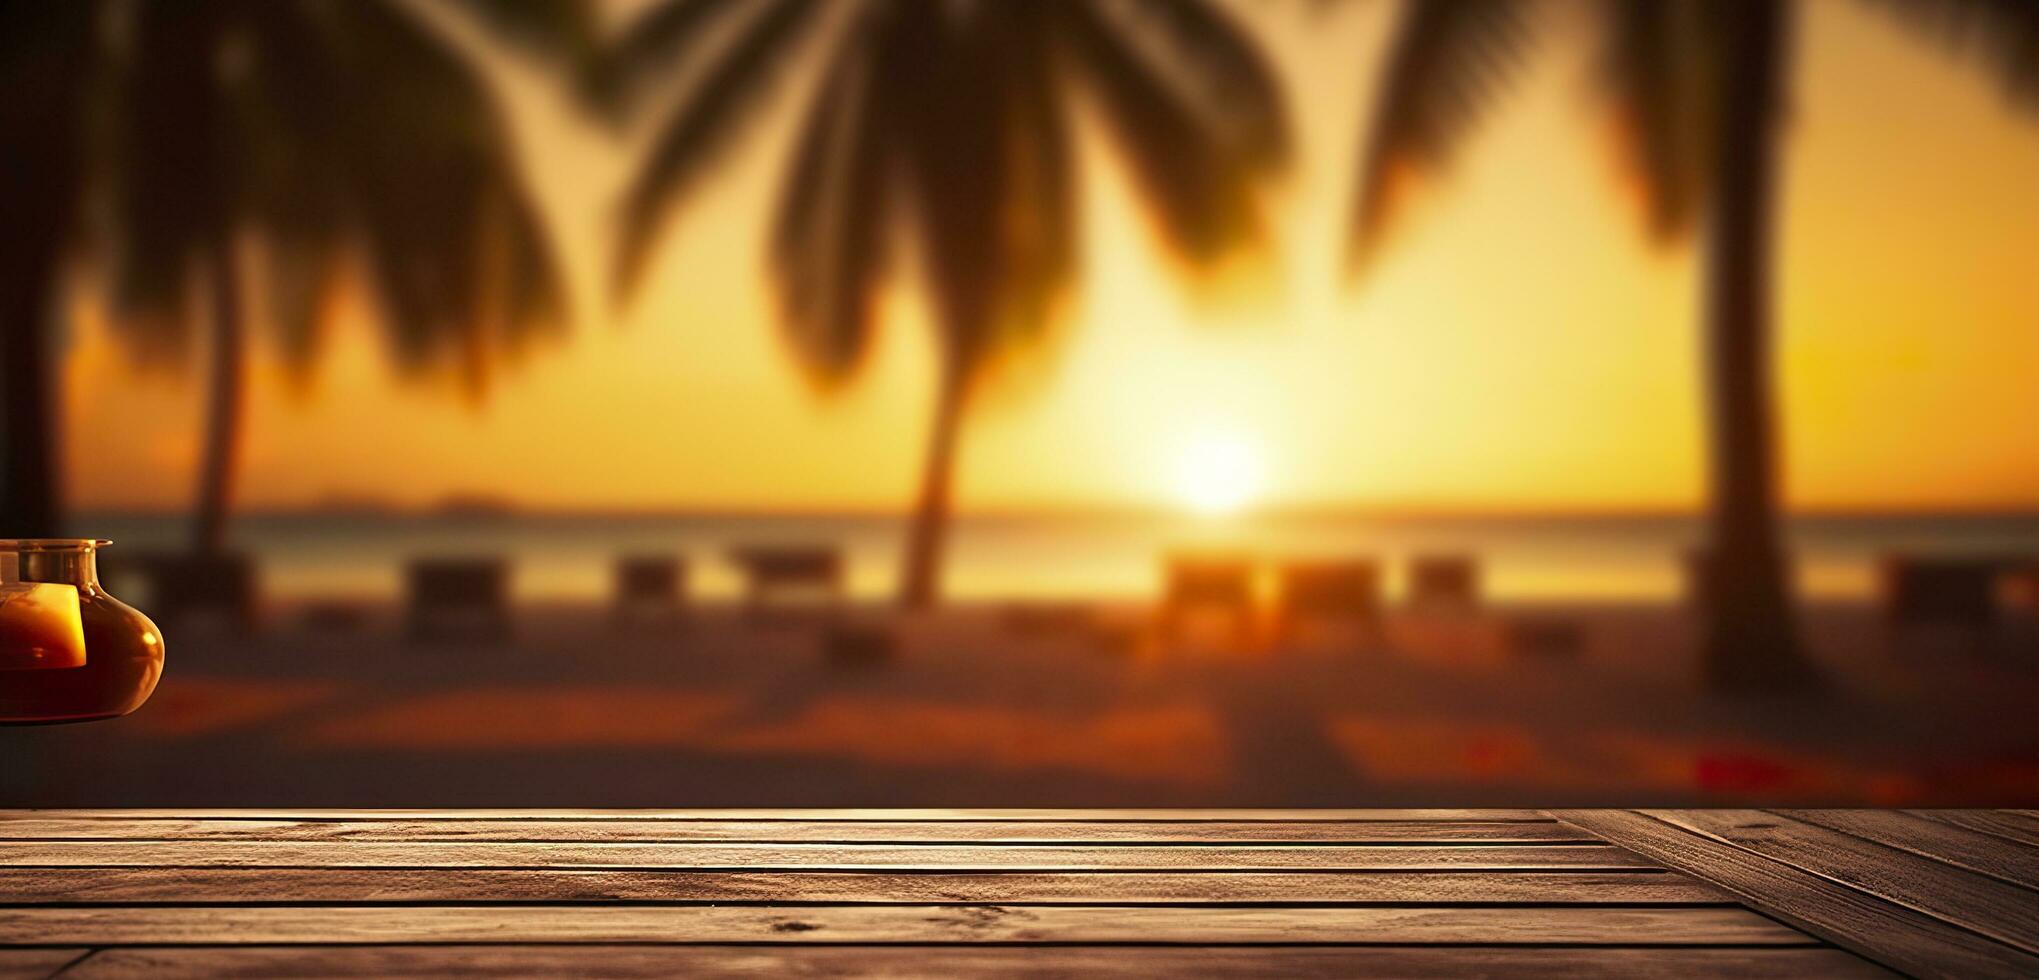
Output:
6,599,2035,808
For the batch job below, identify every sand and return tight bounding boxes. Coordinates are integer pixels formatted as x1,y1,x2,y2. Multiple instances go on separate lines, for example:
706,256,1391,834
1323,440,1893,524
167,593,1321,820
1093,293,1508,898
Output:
3,600,2035,807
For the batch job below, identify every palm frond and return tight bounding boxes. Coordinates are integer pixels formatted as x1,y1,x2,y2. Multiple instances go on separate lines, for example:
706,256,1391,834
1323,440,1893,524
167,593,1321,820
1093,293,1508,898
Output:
615,0,823,300
985,9,1076,357
583,0,744,119
1596,0,1712,242
1123,0,1291,171
1348,0,1539,275
1867,0,2039,111
330,0,569,391
441,0,596,59
107,1,235,360
1055,0,1266,271
768,11,893,386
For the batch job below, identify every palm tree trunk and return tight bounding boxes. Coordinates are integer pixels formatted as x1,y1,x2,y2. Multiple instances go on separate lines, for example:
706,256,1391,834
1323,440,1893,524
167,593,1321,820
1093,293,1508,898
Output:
0,243,64,538
898,360,967,610
190,235,247,556
1697,0,1818,692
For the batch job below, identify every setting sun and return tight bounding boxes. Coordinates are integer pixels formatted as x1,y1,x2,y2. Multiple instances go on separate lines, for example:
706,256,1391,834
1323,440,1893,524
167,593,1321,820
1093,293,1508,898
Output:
1172,430,1266,516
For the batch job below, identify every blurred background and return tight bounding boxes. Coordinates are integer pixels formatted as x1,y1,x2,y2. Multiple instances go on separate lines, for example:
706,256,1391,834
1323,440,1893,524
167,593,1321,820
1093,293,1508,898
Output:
3,0,2038,806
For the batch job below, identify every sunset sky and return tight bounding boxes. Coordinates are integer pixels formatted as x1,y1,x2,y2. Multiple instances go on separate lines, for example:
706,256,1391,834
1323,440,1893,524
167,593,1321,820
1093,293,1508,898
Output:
58,1,2039,515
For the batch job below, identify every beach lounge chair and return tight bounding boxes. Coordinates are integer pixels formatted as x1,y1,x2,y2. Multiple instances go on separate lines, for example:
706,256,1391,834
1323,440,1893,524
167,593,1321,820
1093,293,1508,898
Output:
405,557,510,640
1504,615,1584,659
1161,554,1256,642
729,545,844,621
1271,559,1379,642
1408,554,1479,611
125,552,260,632
1881,555,1998,631
613,554,686,622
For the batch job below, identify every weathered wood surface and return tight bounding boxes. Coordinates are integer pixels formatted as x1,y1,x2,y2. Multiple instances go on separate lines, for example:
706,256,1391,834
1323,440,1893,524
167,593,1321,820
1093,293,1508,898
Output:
0,868,1729,905
1647,809,2039,954
1907,809,2039,848
0,904,1810,946
21,808,2034,978
56,946,1895,980
0,817,1594,844
1778,809,2039,887
3,808,1552,822
0,840,1653,871
1554,809,2039,980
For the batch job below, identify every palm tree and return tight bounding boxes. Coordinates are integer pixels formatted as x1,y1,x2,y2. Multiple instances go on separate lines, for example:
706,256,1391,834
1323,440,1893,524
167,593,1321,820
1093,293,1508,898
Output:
29,1,585,554
1347,0,2039,691
602,0,1291,608
0,2,104,538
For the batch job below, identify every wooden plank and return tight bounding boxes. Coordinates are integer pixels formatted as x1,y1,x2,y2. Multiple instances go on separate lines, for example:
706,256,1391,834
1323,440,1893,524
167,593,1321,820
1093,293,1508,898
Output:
1554,810,2039,980
0,904,1812,946
0,868,1731,905
0,841,1652,871
1646,810,2039,955
0,949,86,980
1,808,1551,822
60,945,1896,979
1908,810,2039,849
1777,809,2039,889
0,817,1593,844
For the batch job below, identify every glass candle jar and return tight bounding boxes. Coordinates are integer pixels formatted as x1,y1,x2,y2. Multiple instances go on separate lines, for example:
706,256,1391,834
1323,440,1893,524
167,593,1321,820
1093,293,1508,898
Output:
0,540,164,724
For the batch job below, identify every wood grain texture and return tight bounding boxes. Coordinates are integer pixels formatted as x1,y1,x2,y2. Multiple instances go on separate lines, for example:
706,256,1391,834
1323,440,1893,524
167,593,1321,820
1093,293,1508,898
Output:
0,904,1812,946
1773,810,2039,890
3,808,1550,822
0,949,88,980
0,817,1592,844
1645,810,2039,955
1907,810,2039,848
0,868,1729,905
60,945,1896,979
0,841,1651,871
1554,809,2039,980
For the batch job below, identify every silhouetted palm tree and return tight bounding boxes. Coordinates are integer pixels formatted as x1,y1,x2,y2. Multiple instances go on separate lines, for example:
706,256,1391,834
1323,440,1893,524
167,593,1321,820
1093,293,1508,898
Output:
603,0,1291,608
0,2,103,537
0,0,584,552
106,0,588,554
1348,0,2039,691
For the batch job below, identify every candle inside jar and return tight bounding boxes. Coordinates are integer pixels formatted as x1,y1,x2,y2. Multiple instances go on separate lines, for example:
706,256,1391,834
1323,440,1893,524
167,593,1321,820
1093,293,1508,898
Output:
0,581,87,671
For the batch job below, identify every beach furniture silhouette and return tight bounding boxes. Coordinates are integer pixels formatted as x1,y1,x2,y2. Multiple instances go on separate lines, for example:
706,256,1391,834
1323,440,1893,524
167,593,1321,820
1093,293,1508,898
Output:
1408,554,1479,611
405,558,510,640
1270,559,1379,643
1503,615,1584,659
1881,556,1999,634
613,555,686,623
1161,554,1257,643
824,624,894,666
116,551,259,632
729,546,844,621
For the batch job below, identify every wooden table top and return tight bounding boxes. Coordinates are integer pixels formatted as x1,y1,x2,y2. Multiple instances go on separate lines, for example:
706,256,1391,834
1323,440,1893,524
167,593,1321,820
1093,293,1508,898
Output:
0,808,2033,978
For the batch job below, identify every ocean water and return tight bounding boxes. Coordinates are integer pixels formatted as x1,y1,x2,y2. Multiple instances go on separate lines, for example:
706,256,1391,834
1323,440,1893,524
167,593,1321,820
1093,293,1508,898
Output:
76,510,2039,604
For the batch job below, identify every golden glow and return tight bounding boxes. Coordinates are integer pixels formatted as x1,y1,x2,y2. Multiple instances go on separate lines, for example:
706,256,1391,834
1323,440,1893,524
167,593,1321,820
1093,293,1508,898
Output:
51,2,2039,514
1171,427,1266,516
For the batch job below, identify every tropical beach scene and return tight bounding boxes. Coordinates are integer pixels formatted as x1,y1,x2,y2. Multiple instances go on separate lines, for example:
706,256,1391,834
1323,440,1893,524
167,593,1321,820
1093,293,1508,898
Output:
4,0,2039,809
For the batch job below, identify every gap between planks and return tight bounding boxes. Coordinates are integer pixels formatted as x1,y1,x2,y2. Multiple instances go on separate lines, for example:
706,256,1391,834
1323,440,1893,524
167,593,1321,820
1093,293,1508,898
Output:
0,818,1591,845
48,945,1898,979
0,869,1731,906
0,841,1655,872
0,904,1814,947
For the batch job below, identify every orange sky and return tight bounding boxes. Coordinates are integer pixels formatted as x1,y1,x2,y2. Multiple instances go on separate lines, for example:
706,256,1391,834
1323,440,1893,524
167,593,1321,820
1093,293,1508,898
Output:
58,1,2039,514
